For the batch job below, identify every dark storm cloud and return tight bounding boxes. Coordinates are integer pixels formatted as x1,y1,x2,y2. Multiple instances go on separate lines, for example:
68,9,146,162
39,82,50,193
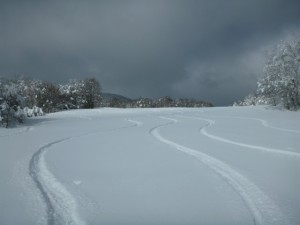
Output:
1,0,300,105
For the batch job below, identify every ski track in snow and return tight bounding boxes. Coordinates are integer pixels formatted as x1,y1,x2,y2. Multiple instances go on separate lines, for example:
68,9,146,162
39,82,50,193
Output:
149,116,289,225
29,138,86,225
205,115,300,134
29,118,142,225
180,115,300,159
126,119,143,127
107,119,143,132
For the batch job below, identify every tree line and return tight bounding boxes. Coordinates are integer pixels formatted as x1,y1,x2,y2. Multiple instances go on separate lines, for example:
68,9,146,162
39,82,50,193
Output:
0,76,213,127
235,34,300,110
0,77,101,127
103,96,213,108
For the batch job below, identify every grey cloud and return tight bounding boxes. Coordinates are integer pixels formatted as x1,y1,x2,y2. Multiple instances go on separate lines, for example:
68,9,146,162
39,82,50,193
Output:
1,0,300,105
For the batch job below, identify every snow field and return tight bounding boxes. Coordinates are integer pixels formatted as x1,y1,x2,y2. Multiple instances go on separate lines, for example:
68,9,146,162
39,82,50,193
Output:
0,106,299,225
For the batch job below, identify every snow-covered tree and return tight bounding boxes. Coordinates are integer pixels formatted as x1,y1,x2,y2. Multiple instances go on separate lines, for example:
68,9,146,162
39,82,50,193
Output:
59,79,87,109
23,106,44,117
0,80,25,127
22,79,43,108
233,94,269,106
258,35,300,110
60,78,102,109
156,96,174,107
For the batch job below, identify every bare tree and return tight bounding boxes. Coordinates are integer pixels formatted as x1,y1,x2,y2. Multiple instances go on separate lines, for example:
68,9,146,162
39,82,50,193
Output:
82,78,102,109
36,82,61,113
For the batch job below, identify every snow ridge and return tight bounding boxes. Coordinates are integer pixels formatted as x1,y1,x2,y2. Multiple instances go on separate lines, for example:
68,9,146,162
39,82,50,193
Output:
29,138,86,225
150,117,288,225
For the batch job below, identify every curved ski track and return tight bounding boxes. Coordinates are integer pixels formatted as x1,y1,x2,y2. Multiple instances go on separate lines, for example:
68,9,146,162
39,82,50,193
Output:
29,138,85,225
180,115,300,159
29,119,140,225
126,119,143,127
149,116,288,225
205,115,300,134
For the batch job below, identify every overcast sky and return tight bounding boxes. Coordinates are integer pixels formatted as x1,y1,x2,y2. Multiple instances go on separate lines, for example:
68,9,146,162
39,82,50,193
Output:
1,0,299,105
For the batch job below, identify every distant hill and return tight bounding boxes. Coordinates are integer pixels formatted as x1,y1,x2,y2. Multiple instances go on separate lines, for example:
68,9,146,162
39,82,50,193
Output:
101,93,132,102
100,93,132,107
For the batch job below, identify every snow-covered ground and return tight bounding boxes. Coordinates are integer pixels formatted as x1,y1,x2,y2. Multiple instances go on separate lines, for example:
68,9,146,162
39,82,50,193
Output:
0,106,299,225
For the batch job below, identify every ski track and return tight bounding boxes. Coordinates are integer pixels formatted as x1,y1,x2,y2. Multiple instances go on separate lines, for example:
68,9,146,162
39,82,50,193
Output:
108,119,143,132
236,117,300,134
149,116,288,225
29,119,142,225
180,115,300,159
204,115,300,134
126,119,143,127
29,138,86,225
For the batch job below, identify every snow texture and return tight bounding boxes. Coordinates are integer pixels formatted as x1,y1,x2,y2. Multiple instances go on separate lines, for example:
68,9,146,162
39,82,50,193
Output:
0,106,299,225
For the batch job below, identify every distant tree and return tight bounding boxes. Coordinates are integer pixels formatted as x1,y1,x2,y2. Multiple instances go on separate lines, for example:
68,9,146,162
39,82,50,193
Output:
36,82,60,113
135,98,154,108
156,96,174,107
24,79,43,108
11,77,43,108
59,79,86,109
109,97,121,107
0,79,25,127
82,78,102,109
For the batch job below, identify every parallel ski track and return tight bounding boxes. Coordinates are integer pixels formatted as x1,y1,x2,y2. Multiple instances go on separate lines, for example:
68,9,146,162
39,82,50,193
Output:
149,116,288,225
29,119,140,225
180,115,300,159
29,138,85,225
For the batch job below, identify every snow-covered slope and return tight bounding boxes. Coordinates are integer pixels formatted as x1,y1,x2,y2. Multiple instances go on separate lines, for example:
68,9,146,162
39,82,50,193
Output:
0,106,299,225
